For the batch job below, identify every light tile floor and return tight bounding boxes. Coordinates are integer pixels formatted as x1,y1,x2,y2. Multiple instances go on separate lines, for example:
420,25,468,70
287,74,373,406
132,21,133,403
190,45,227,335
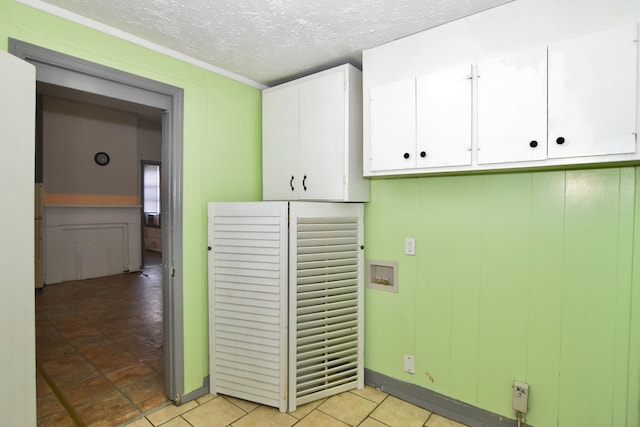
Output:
125,387,470,427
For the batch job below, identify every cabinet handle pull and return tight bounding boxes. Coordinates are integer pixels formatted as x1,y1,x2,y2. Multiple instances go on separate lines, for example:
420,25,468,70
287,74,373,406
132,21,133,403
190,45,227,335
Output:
403,153,410,159
303,175,307,191
419,151,427,158
290,176,295,191
529,140,538,148
556,136,565,145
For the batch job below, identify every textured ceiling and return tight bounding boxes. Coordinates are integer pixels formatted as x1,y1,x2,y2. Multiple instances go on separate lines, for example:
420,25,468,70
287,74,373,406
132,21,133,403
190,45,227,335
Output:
33,0,513,86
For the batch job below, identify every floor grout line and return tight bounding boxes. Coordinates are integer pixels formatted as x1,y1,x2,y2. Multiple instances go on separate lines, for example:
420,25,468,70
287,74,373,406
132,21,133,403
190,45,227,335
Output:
36,362,86,427
36,259,167,426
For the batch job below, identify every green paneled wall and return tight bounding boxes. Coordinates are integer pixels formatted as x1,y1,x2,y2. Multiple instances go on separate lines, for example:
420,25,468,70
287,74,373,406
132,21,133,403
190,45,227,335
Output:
0,0,262,394
5,2,640,425
364,167,640,427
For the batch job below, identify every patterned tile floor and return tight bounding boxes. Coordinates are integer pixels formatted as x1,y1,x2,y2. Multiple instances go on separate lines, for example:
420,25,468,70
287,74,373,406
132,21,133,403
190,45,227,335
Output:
36,251,469,427
126,387,470,427
36,251,166,426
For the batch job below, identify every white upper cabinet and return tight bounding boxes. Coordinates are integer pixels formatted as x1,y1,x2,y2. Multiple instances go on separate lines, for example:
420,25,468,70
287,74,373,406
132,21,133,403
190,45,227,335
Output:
548,24,638,159
416,65,473,168
477,47,548,164
369,79,416,171
364,22,639,177
368,65,472,172
262,84,299,199
298,71,345,200
369,78,416,172
263,64,369,202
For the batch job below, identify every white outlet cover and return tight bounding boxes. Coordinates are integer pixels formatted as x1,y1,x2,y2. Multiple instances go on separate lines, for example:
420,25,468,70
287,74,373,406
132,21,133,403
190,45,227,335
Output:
404,354,415,374
405,238,416,255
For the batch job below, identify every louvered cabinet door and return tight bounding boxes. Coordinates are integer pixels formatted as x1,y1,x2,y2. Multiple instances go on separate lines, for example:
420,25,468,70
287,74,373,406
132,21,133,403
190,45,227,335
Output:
288,202,364,411
208,202,288,412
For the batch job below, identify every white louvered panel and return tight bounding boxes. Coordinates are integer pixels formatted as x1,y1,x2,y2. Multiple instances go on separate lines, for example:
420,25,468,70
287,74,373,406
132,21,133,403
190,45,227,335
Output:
289,203,364,411
208,202,288,412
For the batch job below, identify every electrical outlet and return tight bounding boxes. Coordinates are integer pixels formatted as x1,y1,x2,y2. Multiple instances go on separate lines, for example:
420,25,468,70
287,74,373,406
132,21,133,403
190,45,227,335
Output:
512,381,529,413
404,355,415,374
405,238,416,255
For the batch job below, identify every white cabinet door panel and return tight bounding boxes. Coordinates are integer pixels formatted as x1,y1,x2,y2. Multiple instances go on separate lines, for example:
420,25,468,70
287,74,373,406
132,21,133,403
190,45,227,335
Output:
299,71,345,200
369,78,416,171
208,202,288,412
477,47,548,164
548,24,638,159
0,50,36,426
263,85,300,199
416,65,472,168
288,202,364,411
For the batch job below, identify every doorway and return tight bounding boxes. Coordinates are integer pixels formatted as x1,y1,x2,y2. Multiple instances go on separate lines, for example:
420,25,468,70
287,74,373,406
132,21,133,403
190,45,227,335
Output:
9,39,185,404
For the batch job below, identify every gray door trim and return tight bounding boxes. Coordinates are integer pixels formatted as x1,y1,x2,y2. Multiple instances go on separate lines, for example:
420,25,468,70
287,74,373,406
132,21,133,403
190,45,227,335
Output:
9,38,185,402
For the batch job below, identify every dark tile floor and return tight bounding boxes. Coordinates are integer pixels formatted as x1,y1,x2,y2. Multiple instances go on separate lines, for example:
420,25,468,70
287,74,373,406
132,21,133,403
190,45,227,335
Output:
36,251,166,426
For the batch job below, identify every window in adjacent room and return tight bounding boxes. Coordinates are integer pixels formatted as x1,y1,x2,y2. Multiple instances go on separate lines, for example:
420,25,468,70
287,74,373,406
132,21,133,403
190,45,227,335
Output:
143,162,161,227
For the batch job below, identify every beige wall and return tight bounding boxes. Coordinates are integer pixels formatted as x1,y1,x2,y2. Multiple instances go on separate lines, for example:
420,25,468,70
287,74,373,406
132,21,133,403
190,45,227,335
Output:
137,118,162,163
43,97,139,199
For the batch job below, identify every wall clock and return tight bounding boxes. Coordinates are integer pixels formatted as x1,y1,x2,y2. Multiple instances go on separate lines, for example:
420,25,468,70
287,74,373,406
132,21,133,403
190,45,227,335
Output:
94,151,110,166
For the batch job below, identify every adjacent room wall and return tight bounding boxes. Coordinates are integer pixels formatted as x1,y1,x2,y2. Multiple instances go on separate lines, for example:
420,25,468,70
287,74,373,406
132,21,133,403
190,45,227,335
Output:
137,118,162,164
43,96,138,202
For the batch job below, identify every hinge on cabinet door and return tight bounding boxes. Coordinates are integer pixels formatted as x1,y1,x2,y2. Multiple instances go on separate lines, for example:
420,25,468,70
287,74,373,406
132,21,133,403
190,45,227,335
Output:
171,267,175,278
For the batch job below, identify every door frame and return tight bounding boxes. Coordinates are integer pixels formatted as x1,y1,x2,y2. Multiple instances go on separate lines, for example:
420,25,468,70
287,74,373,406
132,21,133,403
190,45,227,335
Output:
9,39,185,402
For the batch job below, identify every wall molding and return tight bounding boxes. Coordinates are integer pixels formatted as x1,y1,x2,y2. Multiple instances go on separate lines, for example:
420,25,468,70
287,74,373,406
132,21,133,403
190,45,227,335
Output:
44,194,140,205
364,369,532,427
179,376,210,405
15,0,266,89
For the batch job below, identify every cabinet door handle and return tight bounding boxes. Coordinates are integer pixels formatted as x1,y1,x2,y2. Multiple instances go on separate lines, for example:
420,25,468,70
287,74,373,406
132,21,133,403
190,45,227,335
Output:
419,151,427,158
556,136,565,145
303,175,308,191
290,176,295,191
403,152,410,159
529,140,538,148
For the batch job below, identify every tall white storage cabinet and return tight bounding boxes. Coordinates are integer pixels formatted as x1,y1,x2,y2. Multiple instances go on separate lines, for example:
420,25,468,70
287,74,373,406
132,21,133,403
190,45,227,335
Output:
207,201,364,412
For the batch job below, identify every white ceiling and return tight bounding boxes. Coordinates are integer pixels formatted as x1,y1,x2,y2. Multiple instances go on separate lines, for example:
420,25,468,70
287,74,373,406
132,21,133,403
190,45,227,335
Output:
31,0,513,87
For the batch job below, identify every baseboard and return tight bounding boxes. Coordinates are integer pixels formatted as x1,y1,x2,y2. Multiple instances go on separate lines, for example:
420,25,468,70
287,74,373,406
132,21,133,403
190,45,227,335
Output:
179,376,210,405
364,369,532,427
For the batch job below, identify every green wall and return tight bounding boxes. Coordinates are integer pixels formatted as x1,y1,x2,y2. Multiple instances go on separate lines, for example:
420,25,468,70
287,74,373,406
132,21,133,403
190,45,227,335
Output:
364,167,640,426
0,0,262,394
5,2,640,425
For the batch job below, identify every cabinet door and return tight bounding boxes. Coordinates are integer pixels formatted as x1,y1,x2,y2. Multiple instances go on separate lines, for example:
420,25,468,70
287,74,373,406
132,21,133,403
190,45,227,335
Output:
548,24,638,159
477,47,548,164
288,202,364,411
299,70,345,200
208,202,288,412
369,78,416,171
263,85,300,200
416,65,472,168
